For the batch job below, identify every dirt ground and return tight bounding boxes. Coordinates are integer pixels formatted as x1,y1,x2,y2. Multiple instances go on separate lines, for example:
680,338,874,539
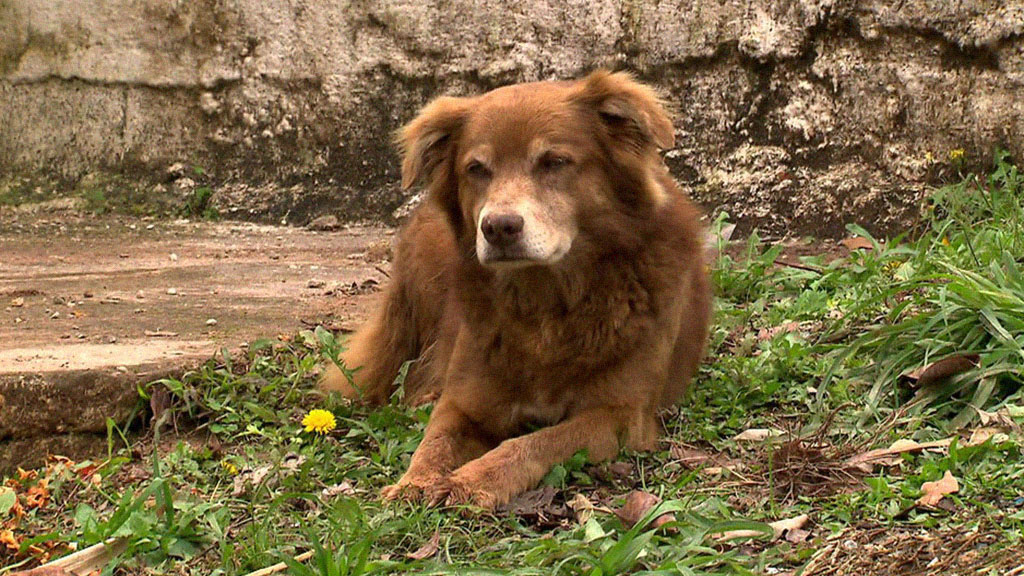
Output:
0,211,391,470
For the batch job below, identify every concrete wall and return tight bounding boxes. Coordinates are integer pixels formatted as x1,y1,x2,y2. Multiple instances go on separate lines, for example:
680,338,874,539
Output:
2,0,1022,236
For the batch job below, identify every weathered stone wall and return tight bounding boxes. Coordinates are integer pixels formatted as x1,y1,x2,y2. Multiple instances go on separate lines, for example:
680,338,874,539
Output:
2,1,1022,236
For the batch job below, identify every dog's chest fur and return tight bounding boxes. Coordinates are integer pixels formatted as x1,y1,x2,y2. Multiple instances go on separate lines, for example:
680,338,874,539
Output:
451,255,669,433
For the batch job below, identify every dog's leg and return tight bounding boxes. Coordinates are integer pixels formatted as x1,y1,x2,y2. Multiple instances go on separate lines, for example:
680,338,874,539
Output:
435,406,658,510
381,399,494,503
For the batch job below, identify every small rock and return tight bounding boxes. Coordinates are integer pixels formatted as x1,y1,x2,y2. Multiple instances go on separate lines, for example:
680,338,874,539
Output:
308,214,341,231
136,290,145,299
83,291,94,298
108,336,117,343
50,311,60,319
199,92,221,115
169,253,178,261
10,297,23,307
307,280,326,289
206,318,218,326
166,288,178,295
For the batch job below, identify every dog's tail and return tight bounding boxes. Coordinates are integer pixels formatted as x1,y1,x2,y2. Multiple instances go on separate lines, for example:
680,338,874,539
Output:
321,206,454,405
320,284,420,405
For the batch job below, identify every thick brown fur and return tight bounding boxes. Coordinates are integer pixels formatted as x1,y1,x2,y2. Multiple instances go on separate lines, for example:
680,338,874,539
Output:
321,70,712,510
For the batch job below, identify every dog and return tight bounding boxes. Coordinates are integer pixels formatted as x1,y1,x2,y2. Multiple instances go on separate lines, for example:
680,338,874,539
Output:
321,70,712,510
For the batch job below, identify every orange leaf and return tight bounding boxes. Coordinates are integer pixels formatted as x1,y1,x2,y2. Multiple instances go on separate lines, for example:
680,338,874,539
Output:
917,470,959,507
614,491,675,529
24,483,50,510
757,321,802,341
1,528,21,551
840,236,874,251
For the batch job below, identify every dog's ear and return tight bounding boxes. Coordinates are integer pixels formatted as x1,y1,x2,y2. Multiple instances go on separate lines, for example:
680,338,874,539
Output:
396,96,472,189
576,70,675,151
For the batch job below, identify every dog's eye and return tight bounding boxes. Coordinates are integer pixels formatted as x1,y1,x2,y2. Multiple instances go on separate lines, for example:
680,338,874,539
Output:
539,154,572,171
465,161,491,178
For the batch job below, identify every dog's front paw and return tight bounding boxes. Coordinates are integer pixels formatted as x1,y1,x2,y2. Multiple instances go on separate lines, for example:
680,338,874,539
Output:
381,474,445,504
436,472,501,511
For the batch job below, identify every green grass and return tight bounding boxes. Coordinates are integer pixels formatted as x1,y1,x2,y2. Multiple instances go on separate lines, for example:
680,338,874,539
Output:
3,154,1023,575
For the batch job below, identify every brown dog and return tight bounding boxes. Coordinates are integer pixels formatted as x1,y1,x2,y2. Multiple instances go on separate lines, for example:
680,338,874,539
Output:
322,70,712,510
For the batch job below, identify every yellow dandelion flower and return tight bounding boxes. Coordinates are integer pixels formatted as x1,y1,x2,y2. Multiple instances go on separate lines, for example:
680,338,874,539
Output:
302,409,337,434
924,151,935,163
949,149,965,160
221,461,238,475
941,236,950,246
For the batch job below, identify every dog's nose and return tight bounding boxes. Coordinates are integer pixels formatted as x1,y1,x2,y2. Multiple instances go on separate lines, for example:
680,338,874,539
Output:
481,213,525,247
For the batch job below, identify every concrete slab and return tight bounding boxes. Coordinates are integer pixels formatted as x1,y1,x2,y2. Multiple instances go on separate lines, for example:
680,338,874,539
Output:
0,215,390,470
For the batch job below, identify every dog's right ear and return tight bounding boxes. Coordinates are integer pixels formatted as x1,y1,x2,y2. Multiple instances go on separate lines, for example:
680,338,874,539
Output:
396,96,472,190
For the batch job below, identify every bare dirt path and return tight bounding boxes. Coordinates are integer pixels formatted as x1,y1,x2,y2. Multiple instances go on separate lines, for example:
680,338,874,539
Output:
0,213,391,470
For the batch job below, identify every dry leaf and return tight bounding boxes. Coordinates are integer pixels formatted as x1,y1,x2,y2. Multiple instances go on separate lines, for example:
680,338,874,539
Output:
670,445,715,468
770,514,810,538
840,236,874,251
733,428,784,442
497,485,573,528
280,453,307,472
976,407,1021,432
149,385,173,427
716,514,809,541
785,528,811,544
405,531,440,561
757,321,802,341
232,465,272,496
965,427,1008,447
670,445,741,474
614,491,674,529
719,223,737,243
1,528,20,551
567,493,596,524
321,482,356,498
23,483,50,509
844,438,952,471
902,354,979,388
917,471,959,507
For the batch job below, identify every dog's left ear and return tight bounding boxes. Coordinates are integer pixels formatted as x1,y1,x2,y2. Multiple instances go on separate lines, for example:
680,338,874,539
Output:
396,96,472,190
576,70,675,151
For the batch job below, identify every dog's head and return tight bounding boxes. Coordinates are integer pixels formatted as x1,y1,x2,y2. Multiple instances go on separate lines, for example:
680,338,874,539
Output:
397,70,675,269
